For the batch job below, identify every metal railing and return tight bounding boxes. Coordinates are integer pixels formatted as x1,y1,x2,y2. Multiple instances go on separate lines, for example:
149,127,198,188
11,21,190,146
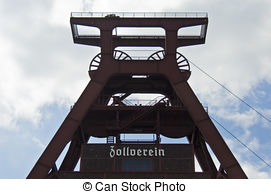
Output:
71,12,208,18
122,96,167,106
113,49,162,61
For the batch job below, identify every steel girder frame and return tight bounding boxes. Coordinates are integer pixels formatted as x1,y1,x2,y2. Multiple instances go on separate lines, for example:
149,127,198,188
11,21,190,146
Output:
27,14,247,179
27,59,247,179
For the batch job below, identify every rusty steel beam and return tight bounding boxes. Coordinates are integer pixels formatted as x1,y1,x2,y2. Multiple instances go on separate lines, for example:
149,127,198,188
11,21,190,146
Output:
27,81,106,178
170,81,247,178
74,36,205,47
70,16,208,48
188,129,217,178
59,129,90,171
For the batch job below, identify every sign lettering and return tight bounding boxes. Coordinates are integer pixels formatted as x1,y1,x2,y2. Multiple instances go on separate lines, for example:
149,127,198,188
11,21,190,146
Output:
110,145,165,158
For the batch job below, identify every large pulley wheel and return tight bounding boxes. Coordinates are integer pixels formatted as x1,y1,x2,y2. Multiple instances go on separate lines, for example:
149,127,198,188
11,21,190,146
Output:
89,50,132,71
148,50,190,71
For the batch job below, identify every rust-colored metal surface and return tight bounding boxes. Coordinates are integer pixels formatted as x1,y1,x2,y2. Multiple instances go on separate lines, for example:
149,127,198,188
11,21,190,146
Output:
27,12,247,179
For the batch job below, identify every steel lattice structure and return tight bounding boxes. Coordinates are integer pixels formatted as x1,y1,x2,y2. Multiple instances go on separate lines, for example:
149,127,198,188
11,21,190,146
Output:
27,12,247,179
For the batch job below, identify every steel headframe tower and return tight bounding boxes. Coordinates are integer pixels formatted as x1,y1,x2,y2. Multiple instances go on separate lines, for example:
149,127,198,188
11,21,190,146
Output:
27,12,247,179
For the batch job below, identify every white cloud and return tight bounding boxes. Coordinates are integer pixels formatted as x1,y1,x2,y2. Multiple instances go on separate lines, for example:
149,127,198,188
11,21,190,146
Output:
32,136,46,149
49,0,83,26
93,0,186,12
211,137,270,178
247,137,260,151
242,162,271,179
0,0,94,130
82,0,95,12
182,0,271,100
216,108,259,130
258,108,271,129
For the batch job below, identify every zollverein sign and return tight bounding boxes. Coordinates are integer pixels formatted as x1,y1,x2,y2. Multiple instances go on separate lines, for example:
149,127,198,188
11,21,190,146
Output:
80,144,195,172
109,145,165,158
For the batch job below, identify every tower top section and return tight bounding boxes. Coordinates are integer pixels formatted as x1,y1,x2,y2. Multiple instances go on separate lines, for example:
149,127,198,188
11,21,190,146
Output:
70,12,208,48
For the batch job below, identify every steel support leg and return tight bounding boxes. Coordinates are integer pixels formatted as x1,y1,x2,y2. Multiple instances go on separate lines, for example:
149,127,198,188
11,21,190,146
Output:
59,129,89,171
27,81,104,178
188,129,217,178
171,80,247,178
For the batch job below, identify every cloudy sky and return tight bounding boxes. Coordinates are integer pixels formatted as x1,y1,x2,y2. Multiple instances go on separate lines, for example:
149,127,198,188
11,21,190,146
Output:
1,0,271,178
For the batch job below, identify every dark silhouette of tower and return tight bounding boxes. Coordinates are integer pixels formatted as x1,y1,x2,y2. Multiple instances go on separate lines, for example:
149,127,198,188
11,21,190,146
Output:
27,12,247,179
